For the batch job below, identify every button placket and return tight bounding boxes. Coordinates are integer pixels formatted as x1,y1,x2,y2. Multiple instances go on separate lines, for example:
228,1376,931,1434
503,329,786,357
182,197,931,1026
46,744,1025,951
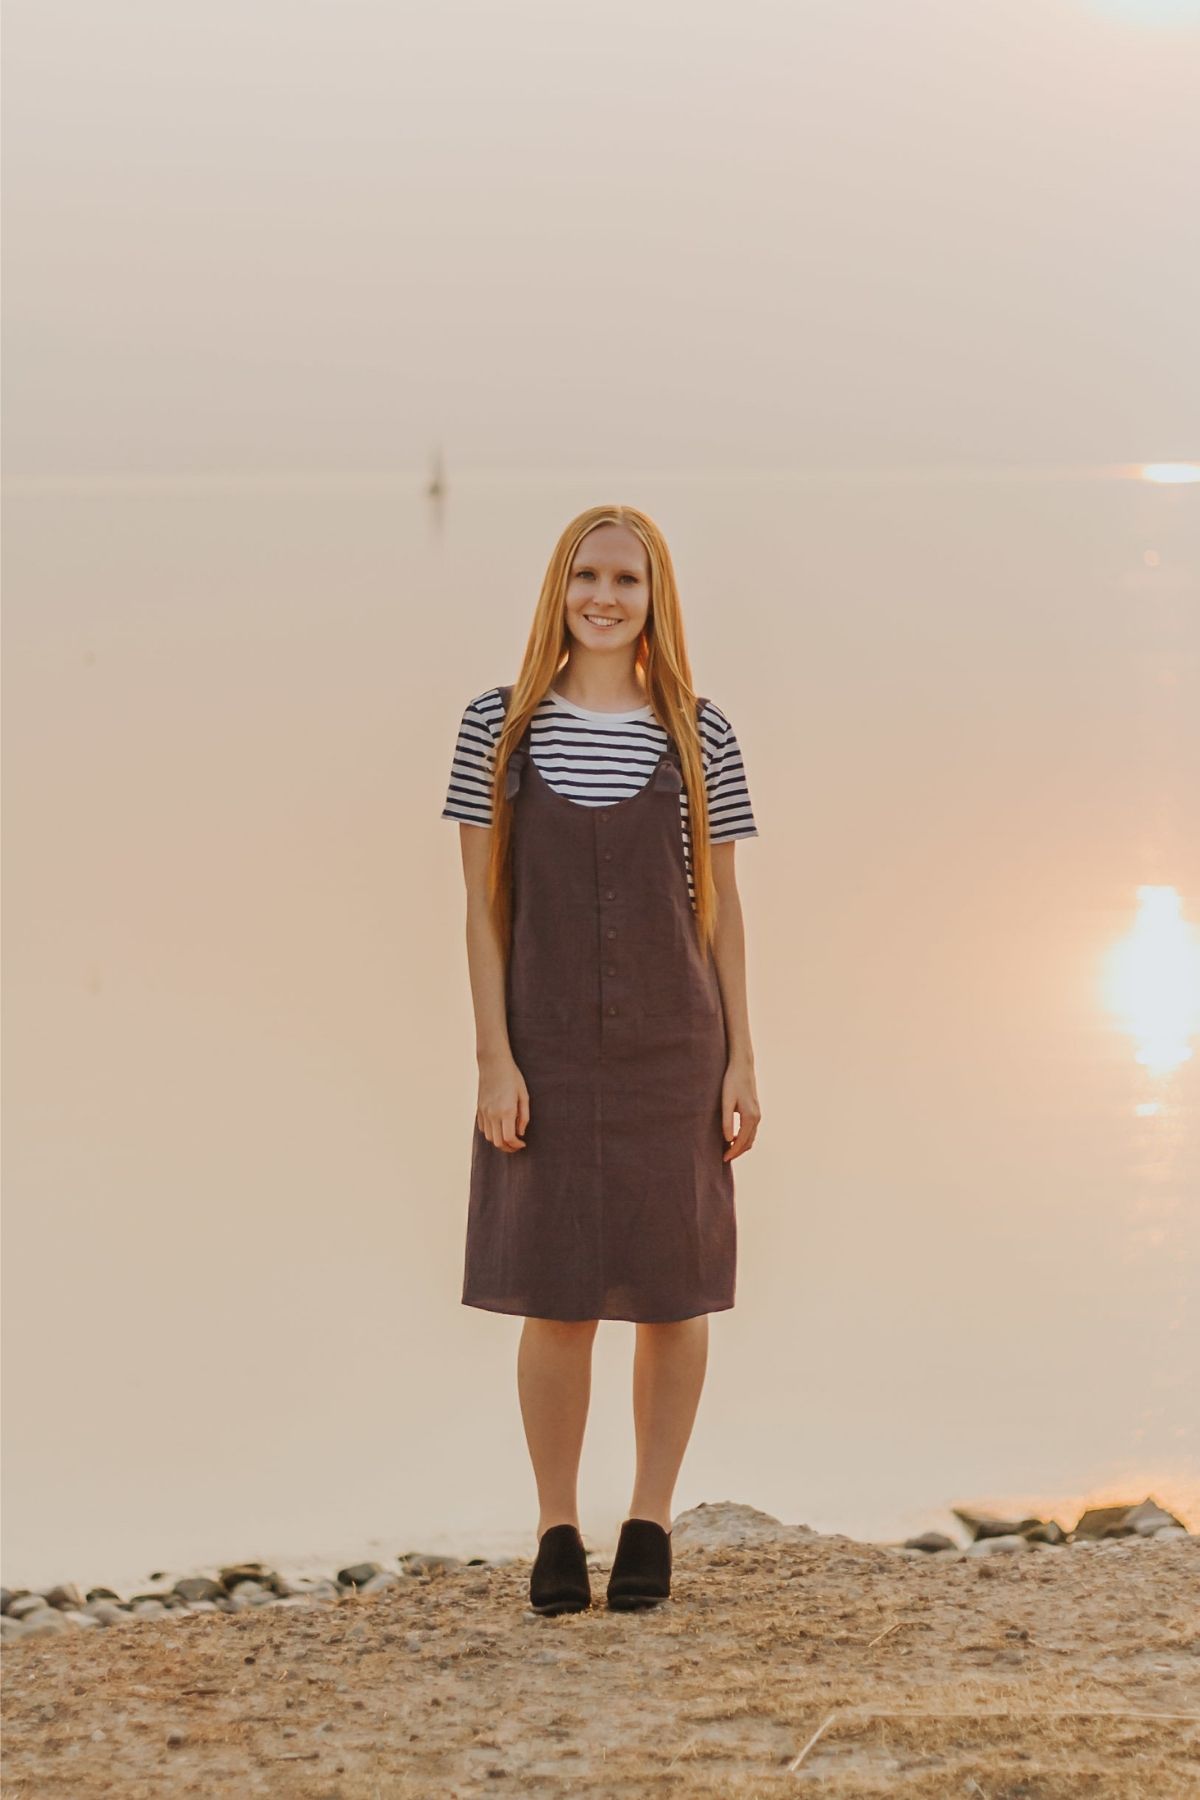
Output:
598,812,619,1020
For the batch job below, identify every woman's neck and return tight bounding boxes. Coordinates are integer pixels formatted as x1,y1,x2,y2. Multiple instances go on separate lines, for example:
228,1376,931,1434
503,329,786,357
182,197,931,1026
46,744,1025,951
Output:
553,659,647,713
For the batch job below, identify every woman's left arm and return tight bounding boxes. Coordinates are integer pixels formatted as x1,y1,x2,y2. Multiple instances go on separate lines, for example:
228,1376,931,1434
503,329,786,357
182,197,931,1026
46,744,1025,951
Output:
710,841,762,1161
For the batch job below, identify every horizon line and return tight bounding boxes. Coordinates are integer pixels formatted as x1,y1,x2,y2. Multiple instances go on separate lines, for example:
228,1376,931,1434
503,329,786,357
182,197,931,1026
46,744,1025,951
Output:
6,460,1199,497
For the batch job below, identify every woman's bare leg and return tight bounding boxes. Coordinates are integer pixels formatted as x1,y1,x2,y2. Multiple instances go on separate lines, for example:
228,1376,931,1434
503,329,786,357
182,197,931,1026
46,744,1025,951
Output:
628,1315,709,1529
517,1317,599,1539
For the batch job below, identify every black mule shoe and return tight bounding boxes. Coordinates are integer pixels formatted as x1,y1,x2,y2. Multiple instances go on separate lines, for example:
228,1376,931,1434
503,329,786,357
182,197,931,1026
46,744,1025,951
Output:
529,1523,592,1615
606,1517,672,1610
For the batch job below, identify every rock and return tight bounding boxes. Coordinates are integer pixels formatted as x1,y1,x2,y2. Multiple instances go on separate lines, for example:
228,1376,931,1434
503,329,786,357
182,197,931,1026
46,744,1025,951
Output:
671,1502,816,1551
1069,1499,1185,1542
7,1595,51,1621
1126,1499,1188,1537
1023,1520,1068,1544
1073,1504,1138,1540
218,1562,285,1595
903,1531,958,1553
952,1508,1055,1542
63,1611,100,1629
1153,1525,1190,1541
41,1583,86,1611
86,1587,122,1603
173,1577,224,1604
20,1608,72,1635
360,1571,402,1596
131,1599,168,1618
398,1553,463,1575
337,1562,384,1588
277,1575,339,1601
85,1601,133,1626
963,1534,1032,1556
1,1617,32,1642
0,1589,12,1615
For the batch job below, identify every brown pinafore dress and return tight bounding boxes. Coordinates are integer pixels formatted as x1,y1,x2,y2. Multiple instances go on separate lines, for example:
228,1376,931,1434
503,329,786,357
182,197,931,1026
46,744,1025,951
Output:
461,685,736,1323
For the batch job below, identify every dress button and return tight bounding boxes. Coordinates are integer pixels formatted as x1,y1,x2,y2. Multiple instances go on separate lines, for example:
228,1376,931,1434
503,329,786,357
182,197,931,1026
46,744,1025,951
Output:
603,849,613,861
604,889,616,900
607,1004,618,1016
605,964,616,976
605,928,616,939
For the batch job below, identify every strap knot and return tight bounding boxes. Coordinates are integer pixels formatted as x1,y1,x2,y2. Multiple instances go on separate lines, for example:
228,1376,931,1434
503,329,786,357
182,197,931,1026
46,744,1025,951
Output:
504,745,528,799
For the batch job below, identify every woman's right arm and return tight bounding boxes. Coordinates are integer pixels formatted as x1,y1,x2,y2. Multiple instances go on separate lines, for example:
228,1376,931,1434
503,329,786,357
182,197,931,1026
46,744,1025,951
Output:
459,823,529,1152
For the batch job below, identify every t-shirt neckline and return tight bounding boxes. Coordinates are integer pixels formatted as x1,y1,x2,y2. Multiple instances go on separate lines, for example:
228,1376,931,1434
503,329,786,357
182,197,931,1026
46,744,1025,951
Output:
547,686,654,722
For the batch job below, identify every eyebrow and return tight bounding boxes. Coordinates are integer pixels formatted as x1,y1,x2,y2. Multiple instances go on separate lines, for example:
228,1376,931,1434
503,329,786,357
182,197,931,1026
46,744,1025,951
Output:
572,562,645,575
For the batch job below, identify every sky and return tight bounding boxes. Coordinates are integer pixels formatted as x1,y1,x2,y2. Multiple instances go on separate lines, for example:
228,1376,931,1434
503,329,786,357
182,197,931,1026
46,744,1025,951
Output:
4,0,1199,484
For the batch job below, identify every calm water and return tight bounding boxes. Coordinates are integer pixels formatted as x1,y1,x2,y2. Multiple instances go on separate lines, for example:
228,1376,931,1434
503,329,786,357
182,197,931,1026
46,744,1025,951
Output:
3,468,1198,1593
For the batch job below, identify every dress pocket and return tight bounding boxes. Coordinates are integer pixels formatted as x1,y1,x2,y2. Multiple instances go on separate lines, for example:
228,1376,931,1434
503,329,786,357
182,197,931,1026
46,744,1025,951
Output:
642,980,721,1021
641,927,722,1019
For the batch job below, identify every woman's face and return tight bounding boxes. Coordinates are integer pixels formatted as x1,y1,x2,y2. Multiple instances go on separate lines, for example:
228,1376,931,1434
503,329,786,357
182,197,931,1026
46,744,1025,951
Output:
563,523,650,654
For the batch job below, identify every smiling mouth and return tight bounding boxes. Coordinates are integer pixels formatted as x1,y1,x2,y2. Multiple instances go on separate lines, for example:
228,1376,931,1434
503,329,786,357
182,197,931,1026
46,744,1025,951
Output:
584,614,621,628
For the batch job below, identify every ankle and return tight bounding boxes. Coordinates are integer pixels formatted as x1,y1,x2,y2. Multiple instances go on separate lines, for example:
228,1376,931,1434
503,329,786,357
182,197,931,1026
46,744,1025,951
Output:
537,1516,581,1541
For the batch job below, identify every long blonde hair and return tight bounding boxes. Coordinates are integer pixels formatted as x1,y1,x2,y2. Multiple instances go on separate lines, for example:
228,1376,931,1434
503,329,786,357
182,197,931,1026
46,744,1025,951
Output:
486,504,719,957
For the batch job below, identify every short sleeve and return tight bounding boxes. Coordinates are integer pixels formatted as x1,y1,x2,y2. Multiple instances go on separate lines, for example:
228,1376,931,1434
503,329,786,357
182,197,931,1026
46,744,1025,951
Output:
441,695,500,828
700,703,758,843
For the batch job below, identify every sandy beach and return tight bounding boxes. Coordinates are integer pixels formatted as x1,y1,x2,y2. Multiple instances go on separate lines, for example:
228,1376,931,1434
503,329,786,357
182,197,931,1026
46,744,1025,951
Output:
2,1502,1197,1796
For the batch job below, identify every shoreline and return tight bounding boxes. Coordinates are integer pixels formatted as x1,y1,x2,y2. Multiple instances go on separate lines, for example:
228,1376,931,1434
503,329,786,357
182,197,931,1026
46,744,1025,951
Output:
6,1482,1197,1610
3,1493,1192,1649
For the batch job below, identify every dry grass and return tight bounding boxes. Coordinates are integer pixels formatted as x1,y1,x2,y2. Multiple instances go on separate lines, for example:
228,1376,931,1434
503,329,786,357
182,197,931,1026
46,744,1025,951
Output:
2,1532,1197,1797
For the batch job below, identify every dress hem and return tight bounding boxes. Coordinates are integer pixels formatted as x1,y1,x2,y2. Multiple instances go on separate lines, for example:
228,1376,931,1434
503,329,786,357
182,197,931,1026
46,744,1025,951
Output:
461,1296,734,1325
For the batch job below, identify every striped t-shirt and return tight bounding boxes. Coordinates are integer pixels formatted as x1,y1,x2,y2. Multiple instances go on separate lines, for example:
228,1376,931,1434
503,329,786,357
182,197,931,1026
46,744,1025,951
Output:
441,685,758,908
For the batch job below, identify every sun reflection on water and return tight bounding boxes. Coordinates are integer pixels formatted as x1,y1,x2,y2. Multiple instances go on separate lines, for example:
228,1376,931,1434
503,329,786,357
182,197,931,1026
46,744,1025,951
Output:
1102,887,1200,1074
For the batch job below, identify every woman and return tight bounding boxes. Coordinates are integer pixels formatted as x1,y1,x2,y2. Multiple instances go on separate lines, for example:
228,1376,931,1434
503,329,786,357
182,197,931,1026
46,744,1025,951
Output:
441,504,762,1615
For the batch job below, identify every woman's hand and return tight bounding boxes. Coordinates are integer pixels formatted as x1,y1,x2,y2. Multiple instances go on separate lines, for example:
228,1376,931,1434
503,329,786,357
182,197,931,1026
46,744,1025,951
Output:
476,1050,530,1152
721,1057,761,1162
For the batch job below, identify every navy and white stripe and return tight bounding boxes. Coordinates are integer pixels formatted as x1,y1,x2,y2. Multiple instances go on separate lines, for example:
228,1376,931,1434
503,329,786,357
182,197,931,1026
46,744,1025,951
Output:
441,686,758,907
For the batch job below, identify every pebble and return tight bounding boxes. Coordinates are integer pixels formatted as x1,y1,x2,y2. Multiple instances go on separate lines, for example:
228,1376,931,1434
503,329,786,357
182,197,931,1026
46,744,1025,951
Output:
1,1495,1193,1657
